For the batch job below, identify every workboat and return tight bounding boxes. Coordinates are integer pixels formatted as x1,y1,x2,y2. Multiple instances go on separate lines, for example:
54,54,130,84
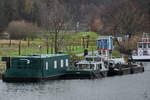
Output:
132,33,150,62
2,54,70,82
107,61,144,76
62,56,108,79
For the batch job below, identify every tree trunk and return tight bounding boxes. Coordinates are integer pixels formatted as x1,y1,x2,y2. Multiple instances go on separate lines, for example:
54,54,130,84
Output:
9,39,11,47
28,38,30,47
83,37,85,48
46,37,49,54
54,31,58,54
114,37,121,47
51,38,53,54
87,39,89,48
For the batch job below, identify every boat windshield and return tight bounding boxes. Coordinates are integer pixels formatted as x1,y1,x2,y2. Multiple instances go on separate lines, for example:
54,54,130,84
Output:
85,58,93,61
94,58,101,61
78,64,94,69
148,44,150,48
143,43,147,48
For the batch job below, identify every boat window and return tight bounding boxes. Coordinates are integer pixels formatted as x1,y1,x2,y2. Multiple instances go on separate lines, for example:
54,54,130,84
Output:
46,62,48,70
98,50,102,55
104,61,108,68
98,64,102,69
143,51,148,55
103,50,106,55
78,64,82,69
94,65,97,70
143,43,147,48
80,64,86,69
85,58,93,61
138,43,142,48
104,39,108,48
66,59,68,67
61,60,63,67
148,44,150,48
78,64,93,69
90,64,94,69
54,61,57,69
94,58,101,61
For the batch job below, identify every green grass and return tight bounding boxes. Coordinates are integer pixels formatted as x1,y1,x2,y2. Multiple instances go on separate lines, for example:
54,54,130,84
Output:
38,31,98,40
74,32,98,40
0,31,99,58
112,50,121,58
0,45,97,57
65,46,97,55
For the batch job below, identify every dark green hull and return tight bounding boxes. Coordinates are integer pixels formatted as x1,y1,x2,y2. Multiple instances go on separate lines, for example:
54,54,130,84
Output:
2,74,64,82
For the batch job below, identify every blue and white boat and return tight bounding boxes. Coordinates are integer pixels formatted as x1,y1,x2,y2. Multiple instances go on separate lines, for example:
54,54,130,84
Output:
132,33,150,62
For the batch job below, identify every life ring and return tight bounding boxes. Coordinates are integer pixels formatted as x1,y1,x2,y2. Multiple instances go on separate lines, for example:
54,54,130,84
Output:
139,50,143,56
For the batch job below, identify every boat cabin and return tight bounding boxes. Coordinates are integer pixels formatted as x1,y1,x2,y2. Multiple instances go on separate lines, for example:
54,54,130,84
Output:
85,56,104,62
135,33,150,56
97,36,113,59
2,54,70,82
76,61,105,71
75,55,108,71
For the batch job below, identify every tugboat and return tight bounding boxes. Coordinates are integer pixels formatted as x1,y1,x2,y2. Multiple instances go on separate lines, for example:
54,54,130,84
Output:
96,35,144,76
132,33,150,62
62,56,108,79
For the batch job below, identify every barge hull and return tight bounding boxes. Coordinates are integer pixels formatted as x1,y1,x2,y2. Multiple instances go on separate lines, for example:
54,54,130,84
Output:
2,74,64,82
61,71,107,79
108,66,144,76
132,56,150,62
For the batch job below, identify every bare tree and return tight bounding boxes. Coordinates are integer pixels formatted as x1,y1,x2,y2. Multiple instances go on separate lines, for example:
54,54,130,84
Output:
101,0,147,57
7,20,38,40
40,0,72,53
6,20,38,54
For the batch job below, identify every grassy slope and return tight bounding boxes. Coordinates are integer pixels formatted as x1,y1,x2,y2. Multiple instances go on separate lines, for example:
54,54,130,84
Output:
0,32,98,57
112,50,121,58
74,32,99,40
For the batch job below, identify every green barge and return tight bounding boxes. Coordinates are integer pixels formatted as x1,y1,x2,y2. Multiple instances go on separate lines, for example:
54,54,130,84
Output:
2,54,70,82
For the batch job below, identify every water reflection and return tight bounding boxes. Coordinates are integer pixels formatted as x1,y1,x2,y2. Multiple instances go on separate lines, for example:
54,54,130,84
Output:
0,63,150,100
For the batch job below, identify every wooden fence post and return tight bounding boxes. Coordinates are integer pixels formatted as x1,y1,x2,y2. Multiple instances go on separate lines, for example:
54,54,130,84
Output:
46,37,49,54
19,40,21,55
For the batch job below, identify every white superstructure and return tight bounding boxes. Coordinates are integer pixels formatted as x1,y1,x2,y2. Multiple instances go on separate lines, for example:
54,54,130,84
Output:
132,33,150,61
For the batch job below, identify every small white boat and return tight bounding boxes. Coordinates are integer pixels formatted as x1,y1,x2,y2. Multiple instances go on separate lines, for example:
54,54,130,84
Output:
84,55,109,74
63,56,109,79
79,55,109,77
132,33,150,62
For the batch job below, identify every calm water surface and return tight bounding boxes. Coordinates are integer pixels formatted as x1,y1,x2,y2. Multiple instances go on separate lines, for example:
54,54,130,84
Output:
0,63,150,100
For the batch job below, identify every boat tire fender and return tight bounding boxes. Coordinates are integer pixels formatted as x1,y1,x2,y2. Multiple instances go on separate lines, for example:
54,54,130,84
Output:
142,67,144,72
130,67,134,74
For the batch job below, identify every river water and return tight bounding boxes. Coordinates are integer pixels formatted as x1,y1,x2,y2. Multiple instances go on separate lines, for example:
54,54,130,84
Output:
0,63,150,100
